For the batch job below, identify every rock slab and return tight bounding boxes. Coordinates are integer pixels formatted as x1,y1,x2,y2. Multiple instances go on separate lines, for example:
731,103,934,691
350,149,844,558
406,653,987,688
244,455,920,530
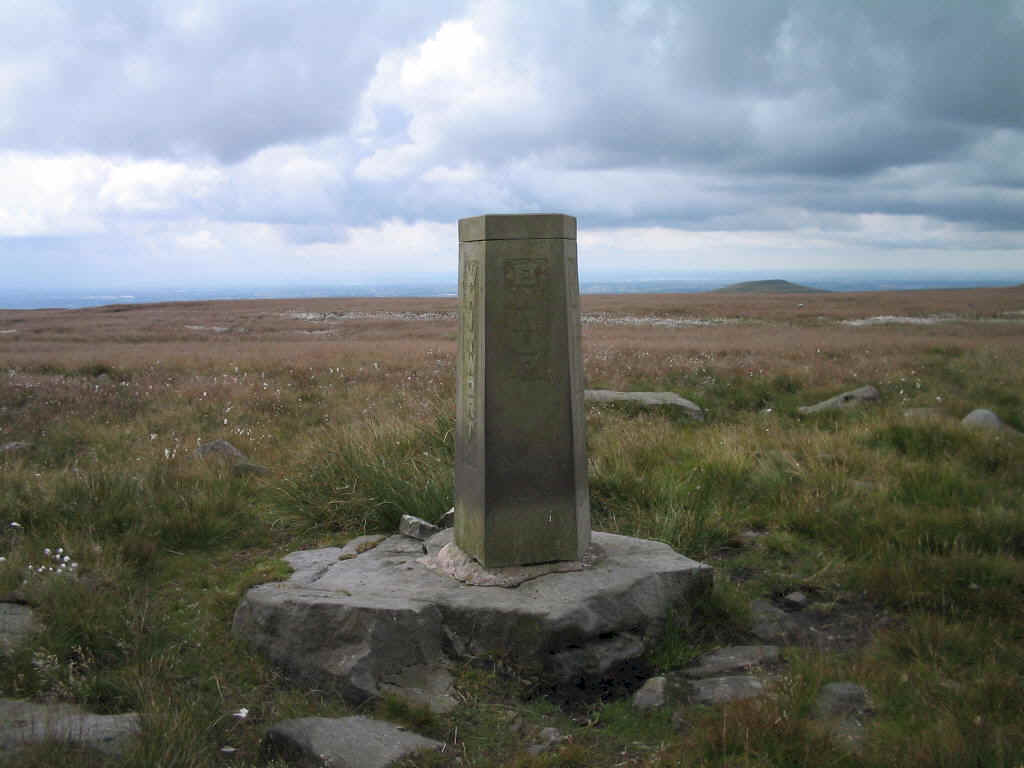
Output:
263,716,442,768
684,645,780,678
585,390,704,420
0,698,140,756
798,385,880,415
233,532,711,711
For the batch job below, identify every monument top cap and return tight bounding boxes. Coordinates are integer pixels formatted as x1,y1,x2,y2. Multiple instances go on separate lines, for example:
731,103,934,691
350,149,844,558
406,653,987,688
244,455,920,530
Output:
459,213,576,242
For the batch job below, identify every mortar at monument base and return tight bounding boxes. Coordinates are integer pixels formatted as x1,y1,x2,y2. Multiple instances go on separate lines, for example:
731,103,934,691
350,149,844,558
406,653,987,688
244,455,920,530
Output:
232,530,712,711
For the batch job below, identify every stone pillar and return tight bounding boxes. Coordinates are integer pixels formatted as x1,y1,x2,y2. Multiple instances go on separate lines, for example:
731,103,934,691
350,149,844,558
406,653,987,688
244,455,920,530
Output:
455,213,590,567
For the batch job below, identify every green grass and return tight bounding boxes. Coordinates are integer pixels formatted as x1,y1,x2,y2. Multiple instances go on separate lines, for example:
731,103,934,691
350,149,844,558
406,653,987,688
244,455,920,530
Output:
1,343,1023,767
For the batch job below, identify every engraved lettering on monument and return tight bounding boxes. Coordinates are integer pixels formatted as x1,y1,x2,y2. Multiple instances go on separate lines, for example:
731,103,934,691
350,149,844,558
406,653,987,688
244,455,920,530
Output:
460,257,480,463
503,257,551,381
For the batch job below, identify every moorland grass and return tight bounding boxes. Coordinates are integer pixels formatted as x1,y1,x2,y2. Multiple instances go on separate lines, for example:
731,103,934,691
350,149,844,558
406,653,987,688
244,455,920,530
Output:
1,289,1022,766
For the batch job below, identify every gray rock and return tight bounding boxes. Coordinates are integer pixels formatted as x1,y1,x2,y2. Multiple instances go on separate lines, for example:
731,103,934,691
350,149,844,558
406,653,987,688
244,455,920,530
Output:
231,461,271,477
263,716,442,768
797,385,880,415
783,591,808,609
685,645,780,678
689,675,766,705
585,389,704,420
527,727,564,756
398,514,441,541
632,676,667,710
438,507,455,529
421,530,585,586
733,530,766,547
0,442,31,455
0,603,36,655
194,439,247,463
0,698,140,756
961,408,1016,433
749,599,802,643
814,682,870,718
233,532,711,711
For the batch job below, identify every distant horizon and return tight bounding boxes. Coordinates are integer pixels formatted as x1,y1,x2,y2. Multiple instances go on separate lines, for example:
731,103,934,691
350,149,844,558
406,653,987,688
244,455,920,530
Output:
2,268,1021,311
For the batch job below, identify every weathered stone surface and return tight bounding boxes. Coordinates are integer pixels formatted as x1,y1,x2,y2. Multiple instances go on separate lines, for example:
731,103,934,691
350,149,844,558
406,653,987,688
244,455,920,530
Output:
456,213,589,567
632,675,667,710
194,439,247,463
338,535,388,560
420,529,585,586
0,698,140,756
798,385,880,415
263,716,442,768
961,408,1019,433
438,507,455,528
689,675,765,705
585,390,704,420
749,599,802,643
783,591,808,609
527,726,564,756
0,603,36,655
399,514,441,541
685,645,781,679
231,461,271,477
233,532,711,709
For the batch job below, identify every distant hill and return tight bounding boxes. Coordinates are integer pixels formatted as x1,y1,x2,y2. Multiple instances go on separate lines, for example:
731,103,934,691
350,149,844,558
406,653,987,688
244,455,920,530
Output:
714,279,828,294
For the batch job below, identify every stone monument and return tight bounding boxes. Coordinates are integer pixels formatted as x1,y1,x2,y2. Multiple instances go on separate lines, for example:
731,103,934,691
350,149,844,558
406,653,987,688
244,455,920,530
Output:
455,214,589,567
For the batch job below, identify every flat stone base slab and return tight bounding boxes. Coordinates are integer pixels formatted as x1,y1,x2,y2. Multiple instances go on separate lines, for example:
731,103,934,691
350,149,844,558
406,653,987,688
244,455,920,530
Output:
233,531,711,711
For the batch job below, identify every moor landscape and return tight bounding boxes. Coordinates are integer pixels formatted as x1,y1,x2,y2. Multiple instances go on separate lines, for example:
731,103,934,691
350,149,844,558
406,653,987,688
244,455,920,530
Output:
1,285,1023,767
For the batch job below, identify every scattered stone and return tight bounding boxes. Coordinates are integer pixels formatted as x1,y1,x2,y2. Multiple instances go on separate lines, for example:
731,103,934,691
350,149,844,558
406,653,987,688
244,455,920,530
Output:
0,603,36,655
732,530,766,547
0,442,31,455
797,385,880,415
338,534,388,560
398,514,441,541
783,591,808,609
632,676,667,710
527,727,564,756
684,645,780,679
961,408,1019,434
689,675,765,705
0,698,140,757
438,507,455,529
231,461,271,477
813,682,873,754
749,599,802,643
263,716,442,768
233,532,711,710
194,439,247,463
585,390,704,420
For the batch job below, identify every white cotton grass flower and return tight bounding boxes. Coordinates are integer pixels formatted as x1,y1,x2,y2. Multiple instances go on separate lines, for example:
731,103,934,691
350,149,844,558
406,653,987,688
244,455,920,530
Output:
232,707,249,719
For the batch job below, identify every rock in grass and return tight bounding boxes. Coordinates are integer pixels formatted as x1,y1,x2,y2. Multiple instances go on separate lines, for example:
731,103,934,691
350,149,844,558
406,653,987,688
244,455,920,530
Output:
0,442,31,455
526,727,564,756
783,591,808,609
684,645,781,678
961,408,1019,434
749,599,802,643
399,514,441,541
632,676,667,710
0,603,36,655
584,390,704,420
813,682,873,754
0,699,140,756
231,461,272,477
689,675,765,705
263,716,442,768
194,439,247,463
797,385,880,415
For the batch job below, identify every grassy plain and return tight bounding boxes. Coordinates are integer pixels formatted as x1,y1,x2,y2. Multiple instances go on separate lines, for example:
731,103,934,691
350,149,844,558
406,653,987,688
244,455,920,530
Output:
1,286,1023,767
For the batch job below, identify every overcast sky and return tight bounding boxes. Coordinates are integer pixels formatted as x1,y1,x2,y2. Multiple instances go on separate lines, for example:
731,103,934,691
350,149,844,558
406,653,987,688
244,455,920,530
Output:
2,0,1023,294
